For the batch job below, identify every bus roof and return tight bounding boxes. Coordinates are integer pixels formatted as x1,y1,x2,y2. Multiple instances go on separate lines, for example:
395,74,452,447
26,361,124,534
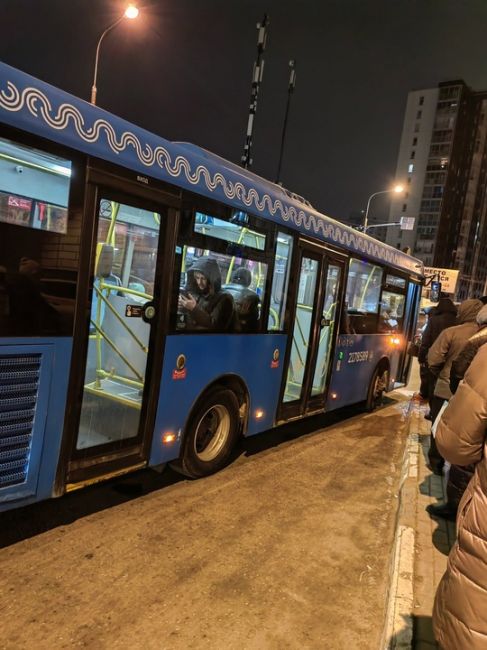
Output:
0,62,423,277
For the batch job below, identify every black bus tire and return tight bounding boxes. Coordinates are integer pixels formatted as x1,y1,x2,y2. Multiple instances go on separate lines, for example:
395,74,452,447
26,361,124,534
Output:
177,388,240,478
366,365,389,412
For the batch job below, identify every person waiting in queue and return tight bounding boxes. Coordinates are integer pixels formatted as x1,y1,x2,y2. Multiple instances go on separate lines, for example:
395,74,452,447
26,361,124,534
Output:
178,257,236,331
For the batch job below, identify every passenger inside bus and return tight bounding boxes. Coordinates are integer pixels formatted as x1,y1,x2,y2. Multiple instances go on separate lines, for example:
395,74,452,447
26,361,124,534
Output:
178,257,236,331
1,256,61,336
222,267,260,332
379,308,399,332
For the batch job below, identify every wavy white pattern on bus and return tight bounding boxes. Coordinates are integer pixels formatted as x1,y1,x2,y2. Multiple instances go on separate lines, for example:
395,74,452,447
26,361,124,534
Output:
0,80,420,273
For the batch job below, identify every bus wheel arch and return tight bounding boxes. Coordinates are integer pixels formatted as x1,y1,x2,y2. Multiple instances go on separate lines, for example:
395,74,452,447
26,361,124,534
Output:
172,375,249,478
366,358,390,412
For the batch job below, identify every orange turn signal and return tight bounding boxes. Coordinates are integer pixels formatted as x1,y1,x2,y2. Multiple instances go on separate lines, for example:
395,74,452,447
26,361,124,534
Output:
162,432,176,444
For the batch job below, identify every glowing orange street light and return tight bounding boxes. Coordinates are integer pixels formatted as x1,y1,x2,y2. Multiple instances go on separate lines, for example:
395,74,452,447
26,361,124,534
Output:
363,184,404,234
90,5,139,105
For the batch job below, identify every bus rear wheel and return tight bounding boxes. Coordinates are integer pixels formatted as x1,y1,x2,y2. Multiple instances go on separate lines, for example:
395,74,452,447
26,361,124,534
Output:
179,388,240,478
366,366,389,412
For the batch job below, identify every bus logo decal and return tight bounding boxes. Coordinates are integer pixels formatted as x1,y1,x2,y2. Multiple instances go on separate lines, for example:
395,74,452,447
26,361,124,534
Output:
271,349,280,368
172,354,187,380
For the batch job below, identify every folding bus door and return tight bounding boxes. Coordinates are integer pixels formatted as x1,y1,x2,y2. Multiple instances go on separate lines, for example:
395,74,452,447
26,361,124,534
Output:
397,280,422,385
62,170,179,487
278,241,344,421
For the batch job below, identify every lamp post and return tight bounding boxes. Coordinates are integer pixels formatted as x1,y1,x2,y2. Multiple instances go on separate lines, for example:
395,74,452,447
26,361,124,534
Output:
362,184,404,233
90,4,139,105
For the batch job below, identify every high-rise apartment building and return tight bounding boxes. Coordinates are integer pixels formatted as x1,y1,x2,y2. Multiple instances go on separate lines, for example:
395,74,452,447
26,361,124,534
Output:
383,80,487,299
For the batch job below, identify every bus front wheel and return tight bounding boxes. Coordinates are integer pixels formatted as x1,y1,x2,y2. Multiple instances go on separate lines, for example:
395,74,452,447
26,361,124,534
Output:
178,388,240,478
366,366,389,412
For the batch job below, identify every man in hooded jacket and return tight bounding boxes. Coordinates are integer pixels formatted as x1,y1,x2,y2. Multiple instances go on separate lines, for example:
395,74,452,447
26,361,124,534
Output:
178,257,236,331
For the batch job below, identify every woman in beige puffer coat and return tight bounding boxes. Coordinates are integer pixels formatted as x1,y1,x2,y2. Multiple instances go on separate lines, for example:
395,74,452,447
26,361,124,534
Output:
426,298,482,473
432,342,487,649
427,298,483,403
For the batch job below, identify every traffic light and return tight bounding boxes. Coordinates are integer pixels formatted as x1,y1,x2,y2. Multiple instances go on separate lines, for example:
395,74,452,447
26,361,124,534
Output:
430,280,441,302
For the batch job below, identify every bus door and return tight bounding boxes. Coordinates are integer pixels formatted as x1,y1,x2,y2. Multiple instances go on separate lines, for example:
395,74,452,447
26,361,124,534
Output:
397,280,422,384
278,241,344,421
62,170,179,487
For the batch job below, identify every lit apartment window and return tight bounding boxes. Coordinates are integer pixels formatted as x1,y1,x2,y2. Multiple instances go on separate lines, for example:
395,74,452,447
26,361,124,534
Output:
408,163,414,173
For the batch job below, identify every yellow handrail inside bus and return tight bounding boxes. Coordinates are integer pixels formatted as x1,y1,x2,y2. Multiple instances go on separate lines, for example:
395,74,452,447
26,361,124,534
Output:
106,201,120,246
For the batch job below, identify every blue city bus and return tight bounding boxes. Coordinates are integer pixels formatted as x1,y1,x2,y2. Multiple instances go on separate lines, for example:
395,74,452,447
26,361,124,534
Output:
0,63,423,512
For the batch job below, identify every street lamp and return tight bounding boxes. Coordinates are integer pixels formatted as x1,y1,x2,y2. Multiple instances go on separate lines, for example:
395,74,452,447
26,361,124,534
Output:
363,184,404,234
90,4,139,105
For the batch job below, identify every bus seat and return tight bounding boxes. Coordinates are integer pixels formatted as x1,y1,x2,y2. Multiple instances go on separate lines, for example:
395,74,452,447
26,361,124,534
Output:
96,243,116,279
90,244,122,332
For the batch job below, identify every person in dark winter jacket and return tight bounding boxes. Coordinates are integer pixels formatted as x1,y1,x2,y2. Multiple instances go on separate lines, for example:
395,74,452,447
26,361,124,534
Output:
178,257,236,331
418,297,457,364
418,297,457,416
428,303,487,520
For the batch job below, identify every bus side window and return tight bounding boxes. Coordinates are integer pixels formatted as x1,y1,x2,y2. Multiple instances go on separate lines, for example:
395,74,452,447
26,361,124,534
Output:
267,231,293,331
344,259,383,334
379,290,406,332
175,246,268,334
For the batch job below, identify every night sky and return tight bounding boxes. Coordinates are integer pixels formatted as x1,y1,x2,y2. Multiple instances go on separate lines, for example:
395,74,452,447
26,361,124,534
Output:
2,0,487,222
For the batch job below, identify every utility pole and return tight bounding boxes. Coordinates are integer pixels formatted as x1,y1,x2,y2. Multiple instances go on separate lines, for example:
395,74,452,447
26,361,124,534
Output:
241,14,269,169
276,59,296,184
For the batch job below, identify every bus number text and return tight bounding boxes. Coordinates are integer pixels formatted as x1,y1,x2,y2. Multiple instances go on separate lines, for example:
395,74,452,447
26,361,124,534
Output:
348,351,369,363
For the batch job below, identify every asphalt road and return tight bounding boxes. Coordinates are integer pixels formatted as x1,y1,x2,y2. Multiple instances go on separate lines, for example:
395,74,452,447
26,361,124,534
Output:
0,393,411,650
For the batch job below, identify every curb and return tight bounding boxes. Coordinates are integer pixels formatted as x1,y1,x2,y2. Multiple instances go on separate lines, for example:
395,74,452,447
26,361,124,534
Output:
382,397,421,649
